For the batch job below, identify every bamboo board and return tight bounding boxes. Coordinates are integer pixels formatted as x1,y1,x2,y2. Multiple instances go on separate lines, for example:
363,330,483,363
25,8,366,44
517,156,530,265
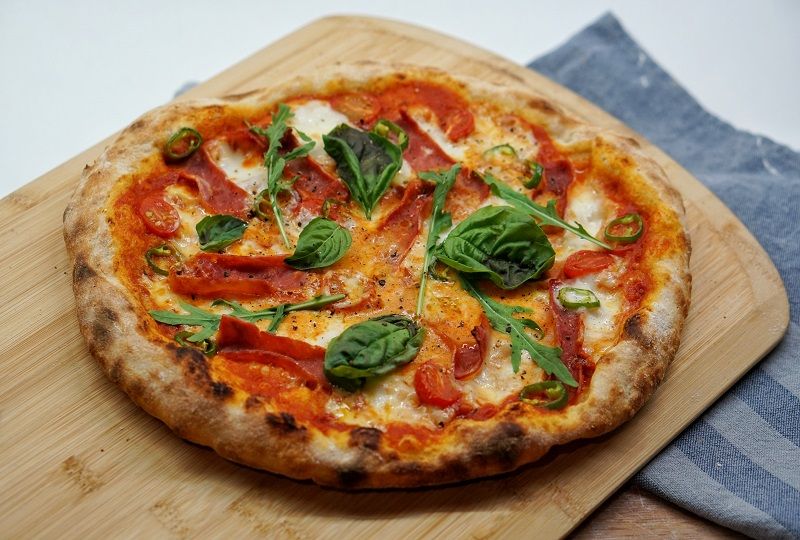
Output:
0,16,789,539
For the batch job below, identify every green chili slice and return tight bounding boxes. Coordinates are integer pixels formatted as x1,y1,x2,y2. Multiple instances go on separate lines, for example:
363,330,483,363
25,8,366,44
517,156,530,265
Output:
520,381,568,409
321,197,346,219
145,243,181,276
483,143,517,158
557,287,600,309
175,330,217,356
604,213,644,243
372,119,409,151
523,161,544,189
164,127,203,160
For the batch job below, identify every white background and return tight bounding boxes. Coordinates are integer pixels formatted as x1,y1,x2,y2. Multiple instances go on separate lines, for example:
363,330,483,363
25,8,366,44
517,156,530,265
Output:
1,0,798,197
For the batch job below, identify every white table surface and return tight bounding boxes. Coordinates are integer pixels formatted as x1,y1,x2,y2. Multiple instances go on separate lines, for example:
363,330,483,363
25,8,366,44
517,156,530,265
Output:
1,0,798,198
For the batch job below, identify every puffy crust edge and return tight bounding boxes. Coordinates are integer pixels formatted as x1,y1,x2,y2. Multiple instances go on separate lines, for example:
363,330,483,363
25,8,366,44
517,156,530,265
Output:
63,62,691,488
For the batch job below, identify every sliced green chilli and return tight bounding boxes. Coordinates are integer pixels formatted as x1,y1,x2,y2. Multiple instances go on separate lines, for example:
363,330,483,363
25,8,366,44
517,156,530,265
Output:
372,119,409,151
145,243,181,276
523,161,544,189
604,213,644,243
520,381,568,409
557,287,600,309
483,143,517,158
164,127,203,160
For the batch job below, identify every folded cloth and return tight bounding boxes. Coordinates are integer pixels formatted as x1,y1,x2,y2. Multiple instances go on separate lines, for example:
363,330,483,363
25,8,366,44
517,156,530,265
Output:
529,13,799,539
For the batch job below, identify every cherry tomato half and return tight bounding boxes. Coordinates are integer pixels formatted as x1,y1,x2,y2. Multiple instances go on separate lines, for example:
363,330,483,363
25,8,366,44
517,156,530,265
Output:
563,250,614,278
414,361,461,408
139,193,180,237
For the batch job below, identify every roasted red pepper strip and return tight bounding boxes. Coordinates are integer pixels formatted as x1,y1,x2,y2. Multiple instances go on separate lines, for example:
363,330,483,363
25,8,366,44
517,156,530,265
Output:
217,316,327,389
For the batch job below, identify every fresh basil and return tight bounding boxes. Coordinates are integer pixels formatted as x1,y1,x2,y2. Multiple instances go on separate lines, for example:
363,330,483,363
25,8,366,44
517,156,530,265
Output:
250,104,315,248
483,173,612,250
324,315,425,391
322,124,402,219
435,206,555,289
415,164,461,315
459,276,577,386
196,215,247,252
284,217,352,269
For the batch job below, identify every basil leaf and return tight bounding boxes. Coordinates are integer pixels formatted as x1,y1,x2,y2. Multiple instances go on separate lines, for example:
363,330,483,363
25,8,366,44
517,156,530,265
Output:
483,173,612,250
324,315,425,390
284,217,352,269
435,206,555,289
322,124,402,219
459,276,577,386
416,164,461,315
195,214,247,252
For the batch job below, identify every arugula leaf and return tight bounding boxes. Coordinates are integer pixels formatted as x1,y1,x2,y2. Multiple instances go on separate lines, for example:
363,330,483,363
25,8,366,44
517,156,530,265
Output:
284,217,352,269
322,124,402,219
250,104,316,248
435,205,555,289
483,173,612,250
196,215,247,252
458,276,577,386
415,164,461,315
149,294,344,342
324,315,425,391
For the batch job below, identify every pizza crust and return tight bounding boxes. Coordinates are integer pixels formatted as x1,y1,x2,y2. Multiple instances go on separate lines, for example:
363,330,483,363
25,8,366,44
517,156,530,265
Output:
64,62,690,488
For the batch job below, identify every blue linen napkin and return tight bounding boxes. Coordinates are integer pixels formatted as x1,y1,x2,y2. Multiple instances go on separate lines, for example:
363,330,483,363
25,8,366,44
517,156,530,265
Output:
529,13,799,539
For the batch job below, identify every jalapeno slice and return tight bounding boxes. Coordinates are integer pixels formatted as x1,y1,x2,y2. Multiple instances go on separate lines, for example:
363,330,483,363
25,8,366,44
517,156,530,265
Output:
175,330,217,356
164,127,203,160
523,161,543,189
604,213,644,243
520,380,568,409
557,287,601,309
145,243,182,276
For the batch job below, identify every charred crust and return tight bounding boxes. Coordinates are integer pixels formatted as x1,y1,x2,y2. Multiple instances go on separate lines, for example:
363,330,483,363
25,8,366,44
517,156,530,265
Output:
266,412,304,434
527,97,557,114
211,381,233,399
99,307,118,323
177,347,213,388
74,257,96,282
244,395,264,410
472,422,525,468
336,466,367,488
91,318,112,348
623,313,654,349
348,427,382,451
129,119,145,131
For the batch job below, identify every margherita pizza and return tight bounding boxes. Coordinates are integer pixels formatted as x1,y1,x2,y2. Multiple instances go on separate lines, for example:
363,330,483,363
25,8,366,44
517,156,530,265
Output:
63,63,691,488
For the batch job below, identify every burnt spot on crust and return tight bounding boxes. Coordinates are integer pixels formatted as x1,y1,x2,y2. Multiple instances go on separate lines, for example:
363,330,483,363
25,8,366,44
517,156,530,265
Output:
99,307,118,324
266,412,305,434
348,427,382,451
244,395,264,410
211,381,233,399
624,313,655,349
527,97,557,114
471,422,525,469
74,257,97,283
176,347,216,392
128,119,146,131
336,466,367,488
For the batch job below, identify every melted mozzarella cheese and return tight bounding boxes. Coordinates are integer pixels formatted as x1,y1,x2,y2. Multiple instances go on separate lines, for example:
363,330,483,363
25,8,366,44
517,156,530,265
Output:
559,184,609,255
289,100,351,167
407,109,468,160
560,273,622,348
208,141,265,195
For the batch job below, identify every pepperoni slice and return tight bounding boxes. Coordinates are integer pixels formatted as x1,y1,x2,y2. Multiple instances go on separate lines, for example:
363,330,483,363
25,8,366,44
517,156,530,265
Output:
139,193,180,237
378,81,474,141
414,361,462,408
395,113,455,171
168,253,312,300
563,250,615,278
377,180,433,264
182,147,249,217
217,316,327,388
329,92,381,126
453,316,491,380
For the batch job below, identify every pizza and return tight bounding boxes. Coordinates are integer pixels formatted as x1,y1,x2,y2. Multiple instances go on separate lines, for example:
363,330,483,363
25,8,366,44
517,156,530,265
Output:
63,63,691,488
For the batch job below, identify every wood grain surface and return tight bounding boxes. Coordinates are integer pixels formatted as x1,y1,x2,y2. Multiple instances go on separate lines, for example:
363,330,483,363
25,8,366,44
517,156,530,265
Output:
0,16,788,539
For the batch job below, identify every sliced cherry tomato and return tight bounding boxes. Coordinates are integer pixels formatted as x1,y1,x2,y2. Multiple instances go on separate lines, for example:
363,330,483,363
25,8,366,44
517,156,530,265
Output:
563,250,614,278
329,92,381,124
139,193,180,237
414,361,461,408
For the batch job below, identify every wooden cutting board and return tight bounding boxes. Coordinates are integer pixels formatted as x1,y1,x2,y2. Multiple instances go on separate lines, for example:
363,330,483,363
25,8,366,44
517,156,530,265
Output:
0,16,789,539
